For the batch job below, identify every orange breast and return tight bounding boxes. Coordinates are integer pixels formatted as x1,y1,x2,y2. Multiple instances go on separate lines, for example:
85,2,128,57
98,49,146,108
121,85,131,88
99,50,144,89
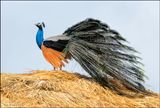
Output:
41,45,67,69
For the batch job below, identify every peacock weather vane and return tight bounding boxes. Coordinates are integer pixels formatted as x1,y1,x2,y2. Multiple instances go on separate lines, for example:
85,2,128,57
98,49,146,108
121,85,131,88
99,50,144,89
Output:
35,18,149,96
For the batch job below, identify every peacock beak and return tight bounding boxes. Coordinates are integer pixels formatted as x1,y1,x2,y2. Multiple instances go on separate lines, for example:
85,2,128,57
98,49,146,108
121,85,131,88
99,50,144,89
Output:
34,23,39,28
35,23,38,27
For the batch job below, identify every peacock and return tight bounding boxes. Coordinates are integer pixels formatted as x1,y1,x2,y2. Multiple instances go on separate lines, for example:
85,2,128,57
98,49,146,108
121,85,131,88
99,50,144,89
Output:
35,18,149,96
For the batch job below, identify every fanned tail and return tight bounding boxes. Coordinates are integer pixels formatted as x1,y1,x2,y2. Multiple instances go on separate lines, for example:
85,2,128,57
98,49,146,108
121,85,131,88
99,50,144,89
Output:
63,18,149,96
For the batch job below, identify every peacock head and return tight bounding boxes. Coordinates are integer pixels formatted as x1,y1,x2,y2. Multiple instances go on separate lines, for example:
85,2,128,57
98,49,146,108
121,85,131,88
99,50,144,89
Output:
35,22,45,29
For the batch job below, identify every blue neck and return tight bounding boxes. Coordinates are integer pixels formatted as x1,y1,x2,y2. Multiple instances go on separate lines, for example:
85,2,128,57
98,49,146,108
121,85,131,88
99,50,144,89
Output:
36,28,44,49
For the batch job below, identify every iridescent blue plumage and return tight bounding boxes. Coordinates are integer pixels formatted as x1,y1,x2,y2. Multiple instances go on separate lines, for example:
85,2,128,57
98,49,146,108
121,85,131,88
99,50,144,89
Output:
36,28,44,49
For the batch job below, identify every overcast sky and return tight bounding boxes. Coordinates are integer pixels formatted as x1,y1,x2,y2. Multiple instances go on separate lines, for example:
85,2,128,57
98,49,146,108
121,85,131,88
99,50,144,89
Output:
1,1,159,93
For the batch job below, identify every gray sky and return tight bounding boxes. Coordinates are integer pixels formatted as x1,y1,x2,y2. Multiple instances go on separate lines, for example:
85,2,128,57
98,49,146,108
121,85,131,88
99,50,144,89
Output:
1,1,159,93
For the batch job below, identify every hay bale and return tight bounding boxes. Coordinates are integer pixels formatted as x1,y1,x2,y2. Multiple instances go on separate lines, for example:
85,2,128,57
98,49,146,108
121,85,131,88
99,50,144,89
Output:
1,70,160,107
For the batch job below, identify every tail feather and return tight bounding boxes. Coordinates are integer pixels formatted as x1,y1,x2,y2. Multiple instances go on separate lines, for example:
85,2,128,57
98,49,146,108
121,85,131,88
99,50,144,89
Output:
63,18,148,95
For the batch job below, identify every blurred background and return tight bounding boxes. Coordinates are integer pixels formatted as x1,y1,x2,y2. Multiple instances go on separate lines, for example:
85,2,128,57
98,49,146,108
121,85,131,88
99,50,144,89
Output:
1,1,159,93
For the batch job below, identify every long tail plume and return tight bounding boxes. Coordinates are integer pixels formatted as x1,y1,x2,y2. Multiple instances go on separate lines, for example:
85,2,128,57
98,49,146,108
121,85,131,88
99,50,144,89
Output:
63,18,149,96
